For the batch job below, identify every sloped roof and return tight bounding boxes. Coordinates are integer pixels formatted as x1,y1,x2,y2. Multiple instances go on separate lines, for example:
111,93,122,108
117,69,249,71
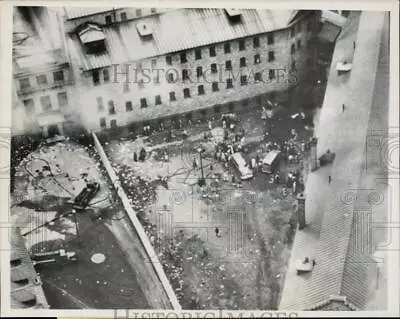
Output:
69,8,296,71
64,7,117,20
10,227,49,309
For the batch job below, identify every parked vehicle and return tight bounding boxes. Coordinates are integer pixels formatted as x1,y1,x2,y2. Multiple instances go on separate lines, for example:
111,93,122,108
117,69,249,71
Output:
261,150,281,174
230,152,253,180
73,182,100,210
31,249,77,266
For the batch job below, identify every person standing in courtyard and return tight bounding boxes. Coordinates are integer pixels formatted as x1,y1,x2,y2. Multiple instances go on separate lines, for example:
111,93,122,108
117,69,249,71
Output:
342,104,345,112
328,175,332,184
215,227,221,238
133,151,138,162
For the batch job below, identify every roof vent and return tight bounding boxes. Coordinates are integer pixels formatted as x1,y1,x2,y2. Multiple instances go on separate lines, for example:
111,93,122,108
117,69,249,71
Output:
136,22,153,37
78,24,105,44
225,9,241,17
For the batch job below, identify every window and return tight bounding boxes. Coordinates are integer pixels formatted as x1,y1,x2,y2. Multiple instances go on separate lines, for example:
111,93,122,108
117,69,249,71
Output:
123,82,130,92
183,88,191,98
211,63,218,73
254,54,261,64
182,69,189,81
36,74,47,86
253,37,260,48
169,91,176,101
23,99,35,114
255,72,262,82
110,119,117,128
198,85,205,95
120,12,127,21
268,51,275,62
136,9,142,17
97,97,104,111
225,60,232,70
151,59,157,67
240,75,248,86
19,78,30,90
103,69,110,83
269,69,275,80
212,82,219,92
195,66,202,78
195,49,202,60
140,98,147,108
167,72,175,83
92,70,100,85
166,56,172,65
239,39,245,51
180,52,187,63
240,57,246,67
40,95,52,111
155,95,162,105
100,117,107,128
151,8,156,13
126,101,133,111
57,92,68,108
108,100,116,115
297,39,302,49
209,46,216,57
138,79,145,89
224,43,231,54
267,33,274,45
291,43,296,54
105,15,112,24
226,78,233,89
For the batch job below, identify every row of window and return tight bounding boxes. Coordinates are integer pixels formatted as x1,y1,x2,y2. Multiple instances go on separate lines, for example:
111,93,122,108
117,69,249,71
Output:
19,70,65,90
93,52,277,88
98,71,277,114
23,92,68,114
166,35,274,65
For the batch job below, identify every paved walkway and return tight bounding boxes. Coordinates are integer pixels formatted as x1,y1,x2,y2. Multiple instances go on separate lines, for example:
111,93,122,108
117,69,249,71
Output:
279,11,387,310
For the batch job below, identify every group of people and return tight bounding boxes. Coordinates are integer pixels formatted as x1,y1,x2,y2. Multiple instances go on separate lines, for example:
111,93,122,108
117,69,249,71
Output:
133,147,147,162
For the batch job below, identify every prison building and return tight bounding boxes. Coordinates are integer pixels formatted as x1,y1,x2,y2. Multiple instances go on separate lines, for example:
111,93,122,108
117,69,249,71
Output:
67,9,320,133
12,7,77,138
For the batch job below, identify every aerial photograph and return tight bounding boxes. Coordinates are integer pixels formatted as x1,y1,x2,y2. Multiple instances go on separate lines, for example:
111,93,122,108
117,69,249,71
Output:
6,4,393,314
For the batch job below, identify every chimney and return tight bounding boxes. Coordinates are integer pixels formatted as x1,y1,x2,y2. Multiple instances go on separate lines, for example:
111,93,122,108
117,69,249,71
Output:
309,137,318,171
297,193,306,229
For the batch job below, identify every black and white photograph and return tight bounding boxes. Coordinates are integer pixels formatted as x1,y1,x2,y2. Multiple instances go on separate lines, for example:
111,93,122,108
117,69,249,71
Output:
0,0,399,317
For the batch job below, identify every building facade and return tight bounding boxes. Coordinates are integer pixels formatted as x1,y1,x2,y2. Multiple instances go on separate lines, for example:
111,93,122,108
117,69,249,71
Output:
67,9,320,133
12,7,324,137
12,7,77,138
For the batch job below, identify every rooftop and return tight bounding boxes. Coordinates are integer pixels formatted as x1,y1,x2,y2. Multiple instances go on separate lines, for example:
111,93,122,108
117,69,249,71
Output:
64,7,120,20
69,8,299,71
10,227,49,309
279,11,386,311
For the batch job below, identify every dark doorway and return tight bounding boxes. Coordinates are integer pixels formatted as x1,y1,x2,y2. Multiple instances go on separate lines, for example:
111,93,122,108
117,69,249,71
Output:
47,124,60,138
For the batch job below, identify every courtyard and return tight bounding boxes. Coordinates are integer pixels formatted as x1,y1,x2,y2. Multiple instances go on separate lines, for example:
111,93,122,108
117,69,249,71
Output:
102,102,315,309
